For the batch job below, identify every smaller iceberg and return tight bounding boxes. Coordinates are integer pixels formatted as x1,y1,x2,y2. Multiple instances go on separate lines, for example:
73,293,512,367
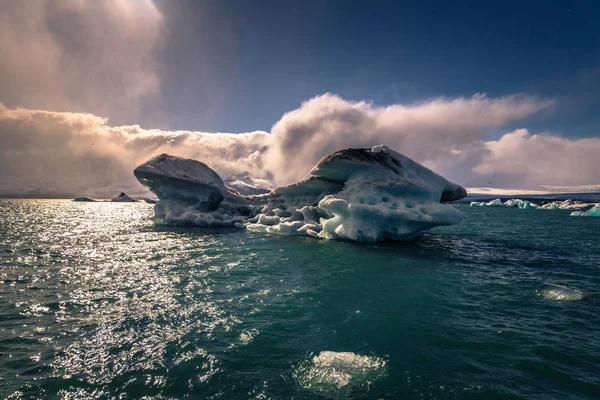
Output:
111,192,137,202
294,351,387,397
536,283,587,301
470,198,537,209
72,196,97,202
570,206,600,217
224,176,273,196
504,199,537,209
540,199,595,210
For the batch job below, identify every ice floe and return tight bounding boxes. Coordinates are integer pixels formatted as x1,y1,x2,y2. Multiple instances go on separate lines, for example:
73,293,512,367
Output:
294,351,387,397
470,197,599,211
536,283,587,301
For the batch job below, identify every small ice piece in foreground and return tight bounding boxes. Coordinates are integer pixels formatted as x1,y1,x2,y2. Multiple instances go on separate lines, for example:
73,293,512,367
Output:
294,351,387,397
134,146,467,242
535,283,586,301
111,192,137,202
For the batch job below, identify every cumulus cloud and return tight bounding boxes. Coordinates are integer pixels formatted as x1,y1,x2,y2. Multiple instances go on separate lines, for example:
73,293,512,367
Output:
0,0,163,122
473,129,600,188
266,93,554,183
5,92,595,198
0,103,269,197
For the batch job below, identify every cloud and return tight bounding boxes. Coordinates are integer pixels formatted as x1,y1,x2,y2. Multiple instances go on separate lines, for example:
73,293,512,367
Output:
0,103,269,197
473,129,600,188
0,0,163,122
266,93,554,183
2,93,597,198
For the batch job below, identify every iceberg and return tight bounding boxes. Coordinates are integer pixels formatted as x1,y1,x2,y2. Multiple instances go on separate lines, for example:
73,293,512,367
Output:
470,198,537,209
536,283,587,301
111,192,137,202
294,351,387,397
570,206,600,217
541,199,597,210
133,145,467,242
72,196,98,202
468,197,600,211
224,176,273,196
504,199,538,209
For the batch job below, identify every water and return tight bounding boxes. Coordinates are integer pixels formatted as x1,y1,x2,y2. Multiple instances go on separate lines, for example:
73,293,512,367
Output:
1,199,599,399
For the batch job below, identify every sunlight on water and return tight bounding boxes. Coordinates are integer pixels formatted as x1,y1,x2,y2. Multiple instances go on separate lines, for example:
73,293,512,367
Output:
1,200,599,398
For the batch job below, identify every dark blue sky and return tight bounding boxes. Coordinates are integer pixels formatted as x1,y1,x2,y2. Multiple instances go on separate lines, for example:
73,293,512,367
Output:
152,0,599,137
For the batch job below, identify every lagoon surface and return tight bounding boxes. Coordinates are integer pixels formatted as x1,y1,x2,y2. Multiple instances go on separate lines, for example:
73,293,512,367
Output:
1,199,599,399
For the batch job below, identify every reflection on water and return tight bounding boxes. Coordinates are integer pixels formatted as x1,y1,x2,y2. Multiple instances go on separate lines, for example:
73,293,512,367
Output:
0,200,599,399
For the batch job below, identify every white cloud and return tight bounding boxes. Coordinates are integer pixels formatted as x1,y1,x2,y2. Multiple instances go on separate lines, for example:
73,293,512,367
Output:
5,93,594,198
266,93,554,183
0,103,269,197
473,129,600,188
0,0,163,121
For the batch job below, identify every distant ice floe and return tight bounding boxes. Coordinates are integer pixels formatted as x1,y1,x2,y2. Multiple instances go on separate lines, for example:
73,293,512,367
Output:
470,198,537,209
133,145,467,242
73,193,142,202
470,198,599,213
72,196,98,202
541,199,598,210
294,351,387,397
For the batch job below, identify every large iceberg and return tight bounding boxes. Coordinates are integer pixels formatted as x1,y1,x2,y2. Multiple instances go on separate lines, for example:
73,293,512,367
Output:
134,145,467,242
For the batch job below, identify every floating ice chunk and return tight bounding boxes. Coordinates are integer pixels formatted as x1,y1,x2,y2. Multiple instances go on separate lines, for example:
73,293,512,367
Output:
134,146,467,241
536,283,587,301
540,199,596,210
294,351,387,397
570,206,600,217
111,192,136,202
486,198,504,207
470,198,538,209
72,196,97,202
470,198,505,207
504,199,537,209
